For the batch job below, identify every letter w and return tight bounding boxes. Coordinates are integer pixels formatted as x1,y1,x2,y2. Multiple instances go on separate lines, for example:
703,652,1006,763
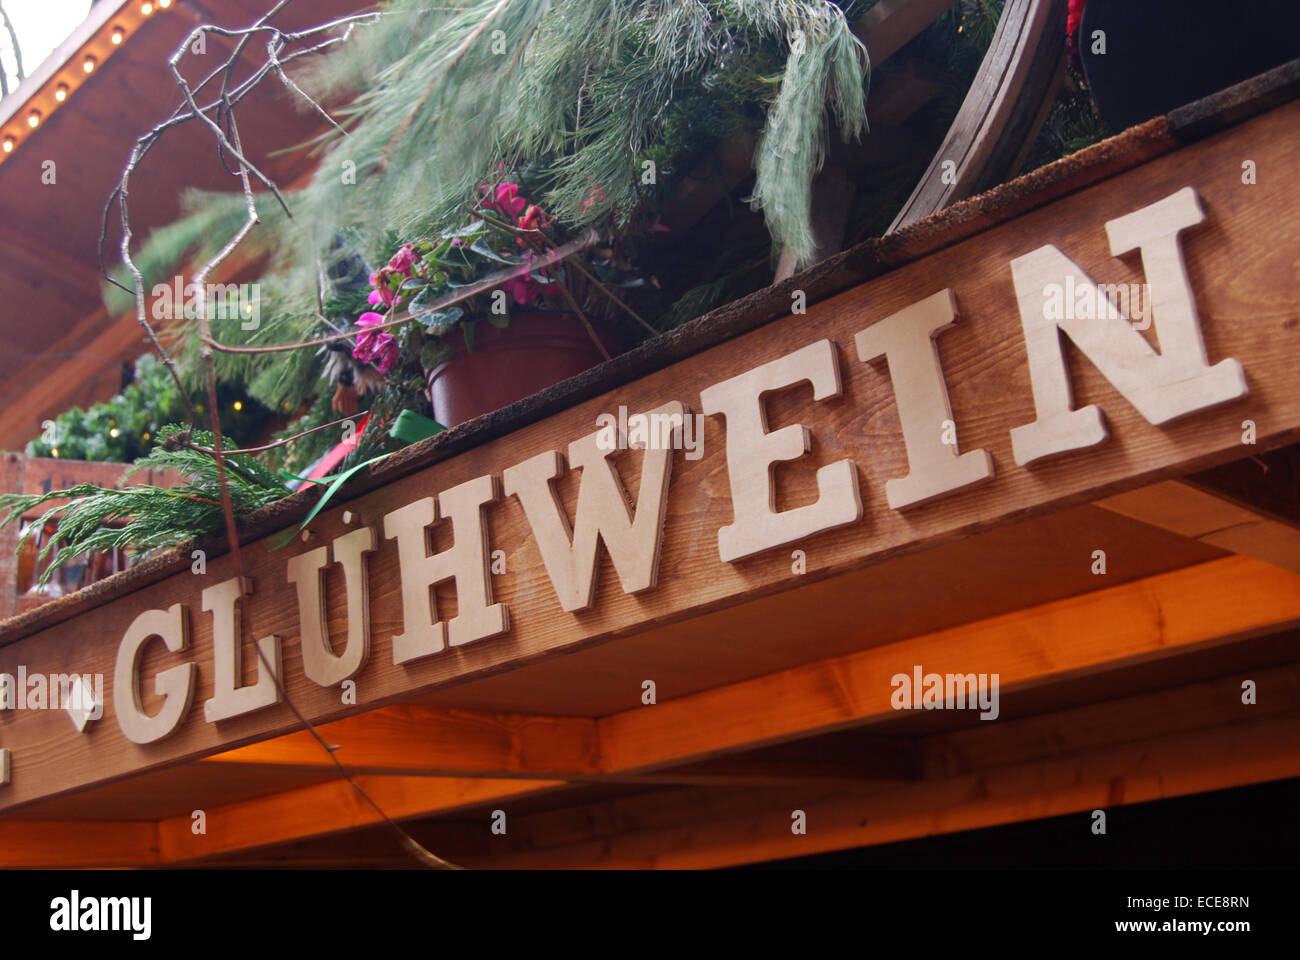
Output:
503,401,683,612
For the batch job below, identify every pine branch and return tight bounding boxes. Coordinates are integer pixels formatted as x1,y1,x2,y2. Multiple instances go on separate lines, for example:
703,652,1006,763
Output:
0,426,287,585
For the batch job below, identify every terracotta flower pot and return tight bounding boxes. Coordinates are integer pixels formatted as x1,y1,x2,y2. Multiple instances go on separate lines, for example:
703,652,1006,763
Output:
424,312,614,427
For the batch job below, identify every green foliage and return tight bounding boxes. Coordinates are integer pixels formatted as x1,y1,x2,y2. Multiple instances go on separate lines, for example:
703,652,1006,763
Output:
25,354,270,463
1,426,288,585
285,0,870,279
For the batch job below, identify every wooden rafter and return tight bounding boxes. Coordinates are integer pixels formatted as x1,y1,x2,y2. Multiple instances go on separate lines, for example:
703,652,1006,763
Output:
1097,480,1300,573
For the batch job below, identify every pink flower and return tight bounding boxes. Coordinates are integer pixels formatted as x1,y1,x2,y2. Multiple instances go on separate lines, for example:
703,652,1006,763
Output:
494,182,526,219
388,244,417,276
352,312,399,375
502,273,539,305
367,290,384,305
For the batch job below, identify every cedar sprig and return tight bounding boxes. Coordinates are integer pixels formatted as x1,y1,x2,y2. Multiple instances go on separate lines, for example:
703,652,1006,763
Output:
0,425,287,586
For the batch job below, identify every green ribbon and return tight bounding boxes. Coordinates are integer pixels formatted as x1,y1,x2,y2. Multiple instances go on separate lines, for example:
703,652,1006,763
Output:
270,410,446,550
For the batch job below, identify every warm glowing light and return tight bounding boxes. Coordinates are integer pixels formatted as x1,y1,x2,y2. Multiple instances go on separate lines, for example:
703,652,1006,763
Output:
159,0,172,8
51,448,60,458
142,1,154,13
233,401,243,411
27,111,40,128
2,138,13,153
55,84,69,102
111,27,125,45
109,427,120,438
83,56,96,73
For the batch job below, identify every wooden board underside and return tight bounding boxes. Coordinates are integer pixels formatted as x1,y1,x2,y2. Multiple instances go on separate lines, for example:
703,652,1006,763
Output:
2,100,1299,813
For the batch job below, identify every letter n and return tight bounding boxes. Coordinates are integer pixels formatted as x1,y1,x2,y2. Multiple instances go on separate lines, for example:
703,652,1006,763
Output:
1008,187,1246,465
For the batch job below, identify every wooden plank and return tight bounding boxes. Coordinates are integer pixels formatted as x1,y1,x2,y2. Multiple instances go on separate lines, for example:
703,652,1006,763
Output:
2,100,1299,812
204,709,911,787
477,713,1300,868
596,556,1300,772
1097,480,1300,573
155,774,566,863
922,660,1300,776
204,704,600,778
0,819,158,868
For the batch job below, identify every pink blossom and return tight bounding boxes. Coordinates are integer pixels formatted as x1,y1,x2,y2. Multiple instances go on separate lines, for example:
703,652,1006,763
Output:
352,312,399,375
388,244,417,276
494,182,526,219
367,290,384,305
502,273,539,305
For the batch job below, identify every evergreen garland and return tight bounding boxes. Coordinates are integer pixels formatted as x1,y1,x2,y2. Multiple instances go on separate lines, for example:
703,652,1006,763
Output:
1,426,288,585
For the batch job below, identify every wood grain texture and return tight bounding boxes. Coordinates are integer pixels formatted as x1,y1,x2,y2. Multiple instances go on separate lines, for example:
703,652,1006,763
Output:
1097,480,1300,572
1,101,1298,812
156,774,566,863
0,819,157,868
595,556,1300,772
475,710,1300,868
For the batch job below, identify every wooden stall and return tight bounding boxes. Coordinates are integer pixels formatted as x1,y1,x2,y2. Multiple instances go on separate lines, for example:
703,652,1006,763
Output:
1,60,1298,869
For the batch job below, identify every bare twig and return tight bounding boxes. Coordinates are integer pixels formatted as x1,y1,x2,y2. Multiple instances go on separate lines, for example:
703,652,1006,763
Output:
104,0,457,871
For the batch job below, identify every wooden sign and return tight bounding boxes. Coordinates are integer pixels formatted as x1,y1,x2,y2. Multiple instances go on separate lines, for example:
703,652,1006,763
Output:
1,97,1298,811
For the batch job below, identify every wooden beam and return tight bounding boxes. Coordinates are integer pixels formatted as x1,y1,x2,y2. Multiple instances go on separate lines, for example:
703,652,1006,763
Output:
156,774,566,863
596,556,1300,773
203,704,909,787
479,707,1300,868
923,659,1300,777
0,820,158,868
1097,480,1300,573
204,704,600,779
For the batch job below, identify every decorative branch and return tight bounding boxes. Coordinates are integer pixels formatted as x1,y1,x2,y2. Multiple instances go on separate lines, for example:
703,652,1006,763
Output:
98,0,455,871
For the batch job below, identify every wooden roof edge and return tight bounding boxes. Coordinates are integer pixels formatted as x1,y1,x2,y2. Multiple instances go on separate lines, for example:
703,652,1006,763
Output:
3,57,1298,646
0,0,133,130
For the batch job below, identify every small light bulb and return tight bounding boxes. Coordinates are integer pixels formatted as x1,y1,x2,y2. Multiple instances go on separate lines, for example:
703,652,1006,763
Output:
51,447,60,458
141,1,154,13
233,400,243,411
83,56,96,73
111,27,125,45
109,427,120,438
159,0,172,7
55,84,69,102
2,138,14,153
27,111,40,128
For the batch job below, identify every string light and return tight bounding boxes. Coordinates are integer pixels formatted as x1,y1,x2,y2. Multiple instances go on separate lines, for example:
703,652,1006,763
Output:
141,1,154,13
55,84,69,102
233,401,243,411
2,137,13,153
109,427,120,438
27,111,40,128
159,0,172,7
83,56,96,73
111,26,125,45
